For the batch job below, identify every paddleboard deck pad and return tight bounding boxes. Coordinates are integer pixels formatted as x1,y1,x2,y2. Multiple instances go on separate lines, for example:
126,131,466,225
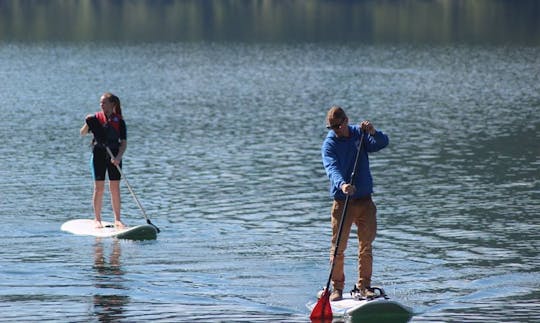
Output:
308,286,412,321
61,219,157,240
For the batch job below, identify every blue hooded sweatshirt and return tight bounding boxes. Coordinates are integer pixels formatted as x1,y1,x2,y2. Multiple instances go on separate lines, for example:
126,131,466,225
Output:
322,124,389,200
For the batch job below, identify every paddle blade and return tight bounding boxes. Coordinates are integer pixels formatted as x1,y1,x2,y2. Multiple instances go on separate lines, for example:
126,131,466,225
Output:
310,289,333,321
147,219,161,233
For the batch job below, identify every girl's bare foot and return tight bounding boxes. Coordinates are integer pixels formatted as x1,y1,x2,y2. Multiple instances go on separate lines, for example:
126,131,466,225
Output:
114,221,126,229
94,220,103,228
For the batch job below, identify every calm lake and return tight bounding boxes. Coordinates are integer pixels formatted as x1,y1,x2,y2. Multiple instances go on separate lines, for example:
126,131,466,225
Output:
0,1,539,322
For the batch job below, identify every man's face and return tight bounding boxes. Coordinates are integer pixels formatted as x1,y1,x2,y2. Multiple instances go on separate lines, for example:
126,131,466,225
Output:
327,117,348,137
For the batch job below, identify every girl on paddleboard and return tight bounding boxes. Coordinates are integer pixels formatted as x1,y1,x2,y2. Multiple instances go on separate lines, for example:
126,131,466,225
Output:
80,92,127,229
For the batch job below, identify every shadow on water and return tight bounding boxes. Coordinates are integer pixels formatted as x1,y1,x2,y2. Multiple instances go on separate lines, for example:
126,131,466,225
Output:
92,239,129,322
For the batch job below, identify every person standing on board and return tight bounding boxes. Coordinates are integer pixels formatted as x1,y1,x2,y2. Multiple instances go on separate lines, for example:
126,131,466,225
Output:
321,105,389,301
80,92,127,229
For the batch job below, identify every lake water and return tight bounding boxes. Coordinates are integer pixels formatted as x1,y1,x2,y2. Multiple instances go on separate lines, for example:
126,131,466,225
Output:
1,2,539,323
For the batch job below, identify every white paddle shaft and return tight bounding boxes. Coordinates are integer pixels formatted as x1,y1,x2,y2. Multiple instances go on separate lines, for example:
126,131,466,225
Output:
105,146,150,222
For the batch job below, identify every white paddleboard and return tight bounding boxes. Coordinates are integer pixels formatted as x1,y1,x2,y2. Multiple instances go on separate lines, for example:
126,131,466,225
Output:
61,219,158,240
308,289,412,322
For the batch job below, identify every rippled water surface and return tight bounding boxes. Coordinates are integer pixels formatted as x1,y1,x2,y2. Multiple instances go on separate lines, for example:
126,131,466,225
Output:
0,42,539,322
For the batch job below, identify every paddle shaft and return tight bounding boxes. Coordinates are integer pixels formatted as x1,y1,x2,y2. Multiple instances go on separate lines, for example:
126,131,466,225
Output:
324,132,365,293
105,146,160,233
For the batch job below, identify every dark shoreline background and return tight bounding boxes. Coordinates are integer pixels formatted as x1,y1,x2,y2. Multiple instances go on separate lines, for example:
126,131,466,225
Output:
1,0,539,45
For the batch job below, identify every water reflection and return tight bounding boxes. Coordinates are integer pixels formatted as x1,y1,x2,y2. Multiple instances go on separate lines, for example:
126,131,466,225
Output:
92,239,128,322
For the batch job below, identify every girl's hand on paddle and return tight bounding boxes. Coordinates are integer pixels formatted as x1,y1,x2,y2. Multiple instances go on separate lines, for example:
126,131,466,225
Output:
111,157,121,166
360,120,376,135
341,183,356,195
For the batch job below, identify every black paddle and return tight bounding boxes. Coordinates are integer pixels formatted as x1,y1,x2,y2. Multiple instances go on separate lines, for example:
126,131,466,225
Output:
310,131,365,321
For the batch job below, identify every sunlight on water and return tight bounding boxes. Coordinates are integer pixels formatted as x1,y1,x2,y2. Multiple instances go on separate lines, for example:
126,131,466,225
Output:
0,40,538,322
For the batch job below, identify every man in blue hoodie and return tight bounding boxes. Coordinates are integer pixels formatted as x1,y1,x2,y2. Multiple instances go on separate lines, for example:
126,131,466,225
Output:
321,105,389,301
